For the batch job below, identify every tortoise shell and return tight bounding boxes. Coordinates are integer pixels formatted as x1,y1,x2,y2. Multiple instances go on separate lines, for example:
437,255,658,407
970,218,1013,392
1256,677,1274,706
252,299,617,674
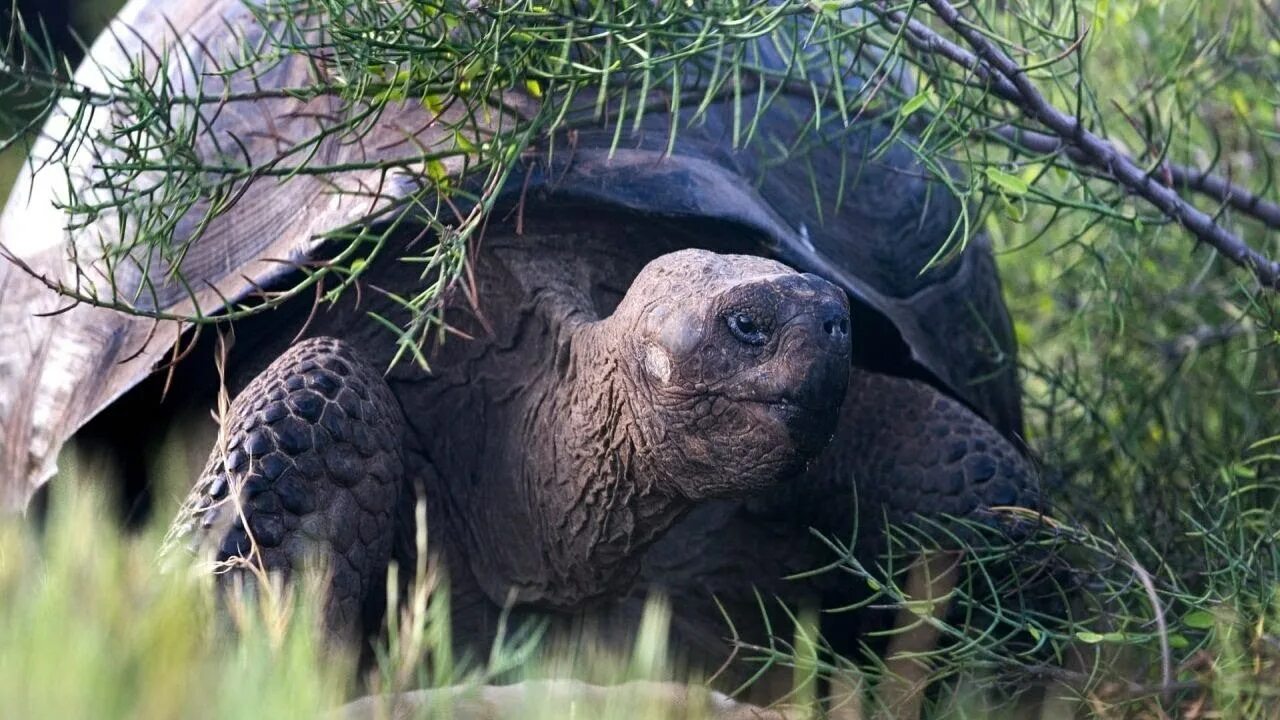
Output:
0,0,1020,509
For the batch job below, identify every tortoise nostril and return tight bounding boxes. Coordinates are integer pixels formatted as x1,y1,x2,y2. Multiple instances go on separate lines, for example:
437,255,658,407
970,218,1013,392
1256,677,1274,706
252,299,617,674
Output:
822,316,849,339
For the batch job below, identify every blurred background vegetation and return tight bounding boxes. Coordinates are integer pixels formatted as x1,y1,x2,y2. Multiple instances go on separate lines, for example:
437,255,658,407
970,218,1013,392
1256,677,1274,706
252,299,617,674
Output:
0,0,122,189
2,0,1280,718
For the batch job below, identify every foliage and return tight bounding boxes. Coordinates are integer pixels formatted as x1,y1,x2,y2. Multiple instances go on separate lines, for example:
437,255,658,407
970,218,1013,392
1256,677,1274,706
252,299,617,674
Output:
1,464,767,720
4,0,1280,336
0,468,349,719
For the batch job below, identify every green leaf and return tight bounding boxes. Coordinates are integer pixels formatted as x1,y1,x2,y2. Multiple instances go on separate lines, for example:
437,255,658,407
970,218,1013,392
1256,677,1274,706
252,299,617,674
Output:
453,131,477,154
1074,631,1106,644
426,159,449,184
900,92,929,117
1183,611,1216,629
985,167,1030,195
423,95,447,115
1232,89,1251,117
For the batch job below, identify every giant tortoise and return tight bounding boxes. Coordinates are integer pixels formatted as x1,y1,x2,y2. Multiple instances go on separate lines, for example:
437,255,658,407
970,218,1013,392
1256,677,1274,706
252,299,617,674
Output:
0,0,1041,689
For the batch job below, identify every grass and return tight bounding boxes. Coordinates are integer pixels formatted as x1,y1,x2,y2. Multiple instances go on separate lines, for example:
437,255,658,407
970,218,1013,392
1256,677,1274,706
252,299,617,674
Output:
0,478,346,719
1,460,773,720
2,0,1280,717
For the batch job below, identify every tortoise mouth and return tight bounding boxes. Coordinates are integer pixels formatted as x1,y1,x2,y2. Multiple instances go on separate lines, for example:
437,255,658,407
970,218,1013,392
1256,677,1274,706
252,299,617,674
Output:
751,395,838,414
728,383,847,416
741,396,844,455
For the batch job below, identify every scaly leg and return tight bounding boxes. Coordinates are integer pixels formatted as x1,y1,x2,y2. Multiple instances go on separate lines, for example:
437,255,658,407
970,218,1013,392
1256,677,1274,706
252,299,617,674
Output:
807,369,1043,718
167,337,407,638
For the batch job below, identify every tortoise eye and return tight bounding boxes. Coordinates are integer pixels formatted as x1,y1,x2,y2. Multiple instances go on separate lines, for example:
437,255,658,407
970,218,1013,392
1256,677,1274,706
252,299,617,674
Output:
726,311,768,346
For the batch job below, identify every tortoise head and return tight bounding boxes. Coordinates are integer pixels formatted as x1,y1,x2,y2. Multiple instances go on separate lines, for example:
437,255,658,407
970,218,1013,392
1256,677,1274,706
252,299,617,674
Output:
604,248,851,500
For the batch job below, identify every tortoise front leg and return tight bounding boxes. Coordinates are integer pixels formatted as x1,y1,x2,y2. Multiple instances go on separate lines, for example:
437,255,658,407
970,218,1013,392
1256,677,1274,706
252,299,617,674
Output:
167,337,407,639
607,371,1041,711
804,368,1042,540
802,369,1043,717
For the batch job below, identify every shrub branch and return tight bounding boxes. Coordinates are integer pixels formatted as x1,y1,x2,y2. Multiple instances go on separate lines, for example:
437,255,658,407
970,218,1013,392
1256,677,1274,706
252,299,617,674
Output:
875,0,1280,290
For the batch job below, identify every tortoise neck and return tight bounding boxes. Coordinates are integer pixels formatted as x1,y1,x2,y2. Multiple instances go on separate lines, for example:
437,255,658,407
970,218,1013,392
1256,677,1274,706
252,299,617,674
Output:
471,296,692,611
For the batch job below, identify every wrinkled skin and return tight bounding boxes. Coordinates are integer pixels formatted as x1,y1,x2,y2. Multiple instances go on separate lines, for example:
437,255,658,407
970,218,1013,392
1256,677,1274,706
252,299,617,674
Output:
168,212,1040,687
420,248,852,611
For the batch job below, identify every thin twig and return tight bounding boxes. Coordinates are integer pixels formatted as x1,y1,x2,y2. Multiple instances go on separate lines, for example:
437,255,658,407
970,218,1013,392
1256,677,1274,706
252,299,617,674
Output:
1121,551,1173,706
987,124,1280,231
874,0,1280,289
